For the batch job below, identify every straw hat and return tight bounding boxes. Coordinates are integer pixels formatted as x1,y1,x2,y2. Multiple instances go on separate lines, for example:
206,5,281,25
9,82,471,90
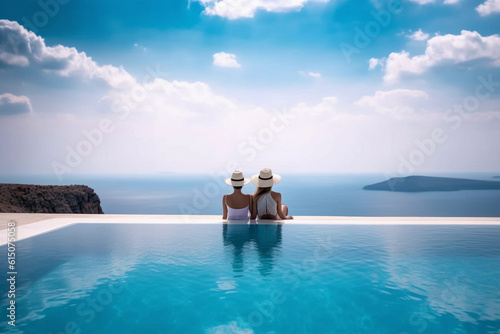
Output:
225,170,251,187
251,168,281,187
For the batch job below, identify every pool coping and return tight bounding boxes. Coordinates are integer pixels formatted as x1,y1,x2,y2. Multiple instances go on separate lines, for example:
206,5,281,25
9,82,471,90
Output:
1,213,499,246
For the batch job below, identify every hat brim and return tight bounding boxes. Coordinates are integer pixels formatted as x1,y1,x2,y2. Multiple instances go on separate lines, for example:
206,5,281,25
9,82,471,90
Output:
225,178,251,187
250,174,281,187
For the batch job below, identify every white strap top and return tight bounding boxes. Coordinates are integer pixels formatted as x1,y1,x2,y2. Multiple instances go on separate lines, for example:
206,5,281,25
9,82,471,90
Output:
257,193,277,217
226,205,250,220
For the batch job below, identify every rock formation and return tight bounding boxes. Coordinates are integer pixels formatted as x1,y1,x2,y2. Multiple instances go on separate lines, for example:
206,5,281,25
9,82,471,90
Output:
0,184,104,213
364,176,500,192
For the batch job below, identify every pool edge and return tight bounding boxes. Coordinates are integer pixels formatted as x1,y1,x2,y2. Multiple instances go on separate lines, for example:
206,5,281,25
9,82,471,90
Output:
1,214,499,245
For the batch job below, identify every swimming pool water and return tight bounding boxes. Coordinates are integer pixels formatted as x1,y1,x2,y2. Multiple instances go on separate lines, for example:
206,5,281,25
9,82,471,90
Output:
1,223,500,333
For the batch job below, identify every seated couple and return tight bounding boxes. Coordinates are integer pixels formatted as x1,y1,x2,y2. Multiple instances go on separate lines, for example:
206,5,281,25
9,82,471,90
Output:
222,168,293,220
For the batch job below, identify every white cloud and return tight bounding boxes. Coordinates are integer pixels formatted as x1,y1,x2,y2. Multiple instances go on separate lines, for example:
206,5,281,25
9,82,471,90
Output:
307,72,322,78
300,71,322,78
213,51,241,68
0,20,235,119
368,58,382,70
290,96,338,116
0,20,136,89
130,79,236,116
476,0,500,16
96,77,238,123
409,0,462,5
380,30,500,83
198,0,329,19
408,0,434,4
355,89,429,116
0,17,245,172
408,29,429,41
1,21,500,175
0,93,32,115
133,43,147,52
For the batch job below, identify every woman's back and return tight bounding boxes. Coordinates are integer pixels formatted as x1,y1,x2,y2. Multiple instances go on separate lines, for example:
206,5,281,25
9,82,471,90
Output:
224,192,252,220
251,168,292,220
256,191,278,218
223,170,253,220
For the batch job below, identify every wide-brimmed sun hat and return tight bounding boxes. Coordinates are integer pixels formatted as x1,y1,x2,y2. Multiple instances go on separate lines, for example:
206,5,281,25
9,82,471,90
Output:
251,168,281,187
225,170,251,187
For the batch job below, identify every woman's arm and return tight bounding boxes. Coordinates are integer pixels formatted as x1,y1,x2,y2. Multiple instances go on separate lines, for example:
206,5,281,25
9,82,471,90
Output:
276,193,293,220
222,195,228,219
250,195,257,220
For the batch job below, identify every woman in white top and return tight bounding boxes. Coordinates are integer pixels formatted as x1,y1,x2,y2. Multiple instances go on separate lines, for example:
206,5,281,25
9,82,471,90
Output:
222,170,253,220
250,168,293,220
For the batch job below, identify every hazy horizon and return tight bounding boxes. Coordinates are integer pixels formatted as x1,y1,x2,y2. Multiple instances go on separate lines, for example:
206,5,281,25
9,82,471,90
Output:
2,171,500,187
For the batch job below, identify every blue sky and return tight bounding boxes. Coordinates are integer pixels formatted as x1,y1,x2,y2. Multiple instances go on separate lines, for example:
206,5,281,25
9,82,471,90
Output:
0,0,500,179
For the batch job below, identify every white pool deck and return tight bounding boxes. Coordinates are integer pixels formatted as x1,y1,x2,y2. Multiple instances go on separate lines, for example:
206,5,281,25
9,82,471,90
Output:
0,213,499,246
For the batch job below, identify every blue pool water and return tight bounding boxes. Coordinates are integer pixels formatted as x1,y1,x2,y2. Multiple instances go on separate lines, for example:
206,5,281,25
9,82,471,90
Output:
1,223,500,333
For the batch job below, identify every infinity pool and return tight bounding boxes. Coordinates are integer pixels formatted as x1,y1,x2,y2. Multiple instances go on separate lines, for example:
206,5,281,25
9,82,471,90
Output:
2,223,500,333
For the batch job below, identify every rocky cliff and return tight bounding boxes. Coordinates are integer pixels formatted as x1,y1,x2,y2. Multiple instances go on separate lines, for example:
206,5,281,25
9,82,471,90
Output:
0,184,104,213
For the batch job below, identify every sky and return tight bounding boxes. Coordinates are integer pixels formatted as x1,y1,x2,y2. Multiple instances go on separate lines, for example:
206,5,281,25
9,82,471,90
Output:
0,0,500,180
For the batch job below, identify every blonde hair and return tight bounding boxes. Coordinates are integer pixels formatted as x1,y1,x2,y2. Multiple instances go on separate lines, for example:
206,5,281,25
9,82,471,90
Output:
253,186,272,204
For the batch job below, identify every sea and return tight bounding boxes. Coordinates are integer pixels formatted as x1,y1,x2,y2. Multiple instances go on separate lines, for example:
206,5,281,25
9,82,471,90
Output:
1,173,500,217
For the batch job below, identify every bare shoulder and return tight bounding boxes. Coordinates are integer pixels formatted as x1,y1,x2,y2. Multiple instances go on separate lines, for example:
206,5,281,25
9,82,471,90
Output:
271,191,281,200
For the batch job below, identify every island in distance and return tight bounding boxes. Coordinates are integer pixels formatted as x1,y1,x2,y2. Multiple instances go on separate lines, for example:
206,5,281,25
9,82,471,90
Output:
364,176,500,192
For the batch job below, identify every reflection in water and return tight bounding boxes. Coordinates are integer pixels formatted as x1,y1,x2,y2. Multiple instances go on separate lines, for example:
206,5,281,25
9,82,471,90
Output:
2,223,499,333
222,221,282,276
222,223,251,273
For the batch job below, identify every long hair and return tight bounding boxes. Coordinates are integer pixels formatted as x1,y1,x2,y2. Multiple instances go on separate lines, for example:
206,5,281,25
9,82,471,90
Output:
253,186,272,204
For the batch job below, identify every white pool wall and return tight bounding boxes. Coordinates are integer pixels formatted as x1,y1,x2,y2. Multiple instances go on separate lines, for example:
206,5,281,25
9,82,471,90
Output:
1,214,499,246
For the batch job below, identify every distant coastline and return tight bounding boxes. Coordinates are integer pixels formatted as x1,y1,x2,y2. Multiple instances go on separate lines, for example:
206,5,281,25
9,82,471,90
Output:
364,176,500,192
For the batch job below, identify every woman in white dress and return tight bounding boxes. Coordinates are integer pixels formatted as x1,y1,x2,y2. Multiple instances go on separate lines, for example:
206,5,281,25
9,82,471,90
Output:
222,170,253,220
